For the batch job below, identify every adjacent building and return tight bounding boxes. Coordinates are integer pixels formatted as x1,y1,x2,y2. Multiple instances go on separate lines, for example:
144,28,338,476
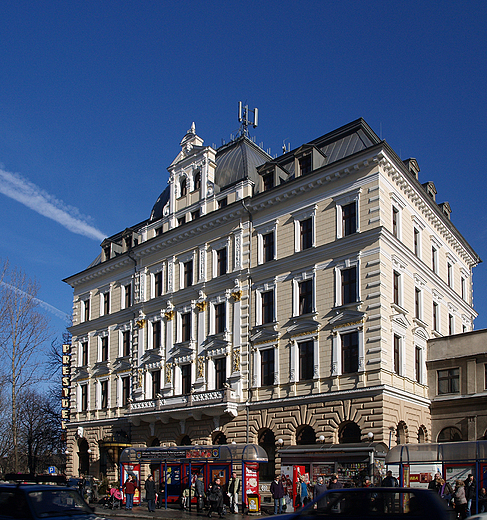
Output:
64,118,480,481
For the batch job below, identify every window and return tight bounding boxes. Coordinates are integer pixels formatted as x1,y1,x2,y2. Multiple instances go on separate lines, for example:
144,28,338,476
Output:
216,248,227,276
300,218,313,250
81,384,88,411
178,216,186,226
191,209,200,220
342,331,359,374
180,178,187,197
181,364,192,394
415,288,422,320
262,290,275,324
299,154,312,175
101,337,109,361
122,377,130,406
433,302,439,332
151,370,161,398
449,314,454,335
83,299,90,322
215,358,226,389
393,335,401,374
262,172,274,191
193,171,201,191
153,321,161,349
415,347,422,383
393,271,401,306
124,284,131,308
218,197,227,209
215,302,226,334
184,260,193,287
261,348,275,386
438,368,459,394
299,340,314,380
447,263,453,287
103,292,110,315
100,380,108,409
155,226,162,236
414,228,420,256
298,279,313,315
81,341,88,366
392,206,399,238
263,232,275,262
154,271,163,297
181,312,191,342
122,330,131,357
342,202,357,236
342,266,357,305
461,277,466,300
432,246,438,273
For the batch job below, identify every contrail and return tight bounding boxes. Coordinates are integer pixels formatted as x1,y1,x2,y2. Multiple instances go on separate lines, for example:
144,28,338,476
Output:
0,167,106,242
0,281,69,322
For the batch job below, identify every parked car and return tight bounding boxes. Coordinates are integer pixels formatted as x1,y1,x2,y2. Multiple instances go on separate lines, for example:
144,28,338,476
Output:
277,487,454,520
0,483,107,520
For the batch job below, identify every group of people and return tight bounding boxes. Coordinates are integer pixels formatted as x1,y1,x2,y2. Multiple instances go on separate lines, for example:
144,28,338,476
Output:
428,472,477,519
203,472,240,517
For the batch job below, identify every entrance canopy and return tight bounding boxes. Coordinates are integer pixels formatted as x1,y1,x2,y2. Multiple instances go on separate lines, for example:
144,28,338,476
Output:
386,440,487,464
120,444,268,464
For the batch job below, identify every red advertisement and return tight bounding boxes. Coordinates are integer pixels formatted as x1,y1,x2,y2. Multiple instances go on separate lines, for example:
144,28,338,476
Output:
243,462,259,505
121,463,141,505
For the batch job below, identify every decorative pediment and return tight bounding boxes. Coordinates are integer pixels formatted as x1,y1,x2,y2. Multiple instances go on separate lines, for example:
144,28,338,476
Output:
391,313,411,330
71,367,89,382
329,309,365,329
250,326,279,345
170,342,195,359
286,317,320,336
112,357,132,374
140,348,163,366
413,325,429,341
92,361,109,377
201,335,231,357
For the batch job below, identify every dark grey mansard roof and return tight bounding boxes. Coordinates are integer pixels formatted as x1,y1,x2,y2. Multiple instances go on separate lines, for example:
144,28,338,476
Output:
150,185,170,221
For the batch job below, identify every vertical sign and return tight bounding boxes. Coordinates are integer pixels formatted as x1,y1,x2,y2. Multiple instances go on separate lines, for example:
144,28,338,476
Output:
61,343,71,429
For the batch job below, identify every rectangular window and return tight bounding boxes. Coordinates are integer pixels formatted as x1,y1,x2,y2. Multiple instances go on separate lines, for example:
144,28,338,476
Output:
152,370,161,398
393,271,400,305
262,172,274,191
184,260,193,287
299,155,312,175
414,228,420,256
299,340,314,380
392,207,399,237
103,292,110,315
101,380,108,409
342,267,357,305
81,341,88,366
461,277,466,300
262,290,275,324
155,227,162,236
393,335,401,374
217,248,227,276
415,288,421,319
181,364,192,394
415,347,421,383
218,197,227,209
342,331,359,374
178,216,186,226
181,312,191,342
122,377,130,406
261,348,275,386
154,271,163,297
81,385,88,411
215,358,226,389
300,218,313,250
438,368,459,394
447,263,453,287
191,209,200,220
263,232,275,262
342,202,357,236
153,321,161,349
433,302,439,332
101,337,109,362
215,302,226,334
122,331,131,357
124,284,131,308
449,314,454,335
298,279,313,315
432,246,438,273
83,299,90,322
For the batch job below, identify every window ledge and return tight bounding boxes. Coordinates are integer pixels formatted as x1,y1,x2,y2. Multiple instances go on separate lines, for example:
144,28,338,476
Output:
390,303,408,315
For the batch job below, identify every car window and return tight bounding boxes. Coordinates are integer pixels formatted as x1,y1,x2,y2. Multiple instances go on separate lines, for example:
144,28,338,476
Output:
0,489,32,519
27,489,92,517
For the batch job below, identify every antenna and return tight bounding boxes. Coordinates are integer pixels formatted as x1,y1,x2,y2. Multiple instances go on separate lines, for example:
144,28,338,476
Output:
237,101,258,136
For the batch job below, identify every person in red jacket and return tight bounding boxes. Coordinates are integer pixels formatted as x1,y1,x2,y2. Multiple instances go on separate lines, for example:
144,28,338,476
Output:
123,474,138,510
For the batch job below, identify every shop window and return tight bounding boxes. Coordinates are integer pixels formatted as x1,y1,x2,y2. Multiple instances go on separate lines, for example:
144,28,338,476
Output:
296,425,316,445
258,429,276,480
339,422,361,444
437,427,462,442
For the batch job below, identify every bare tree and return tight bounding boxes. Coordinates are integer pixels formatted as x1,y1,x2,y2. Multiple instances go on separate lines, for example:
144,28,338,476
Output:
0,263,51,471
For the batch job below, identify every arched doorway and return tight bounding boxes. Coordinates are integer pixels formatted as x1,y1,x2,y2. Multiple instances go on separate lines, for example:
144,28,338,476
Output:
438,427,462,442
78,439,90,475
258,429,275,481
296,425,316,445
339,422,361,444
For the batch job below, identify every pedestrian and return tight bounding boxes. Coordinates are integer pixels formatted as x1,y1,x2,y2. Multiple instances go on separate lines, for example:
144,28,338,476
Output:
363,477,373,488
145,474,156,512
78,474,86,499
207,477,224,518
464,474,476,516
381,470,398,487
453,480,467,519
328,475,343,490
428,472,442,492
299,476,309,506
123,474,137,511
270,474,285,515
437,478,453,506
228,471,240,513
313,476,327,509
478,487,487,513
195,474,205,512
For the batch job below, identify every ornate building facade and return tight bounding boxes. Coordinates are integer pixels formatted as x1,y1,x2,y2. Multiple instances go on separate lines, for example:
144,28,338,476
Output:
64,118,480,479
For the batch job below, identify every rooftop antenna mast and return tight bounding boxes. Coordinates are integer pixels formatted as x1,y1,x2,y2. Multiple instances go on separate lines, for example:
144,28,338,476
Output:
238,101,258,137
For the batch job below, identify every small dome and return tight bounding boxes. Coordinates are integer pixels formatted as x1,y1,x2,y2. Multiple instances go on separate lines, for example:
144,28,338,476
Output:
150,185,170,221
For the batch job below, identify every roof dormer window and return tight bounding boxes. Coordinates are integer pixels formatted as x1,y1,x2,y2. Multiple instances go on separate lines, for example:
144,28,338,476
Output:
180,178,187,197
299,154,312,175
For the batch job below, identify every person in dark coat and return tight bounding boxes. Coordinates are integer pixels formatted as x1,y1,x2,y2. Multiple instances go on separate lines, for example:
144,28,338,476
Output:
270,474,285,514
313,477,327,509
464,474,476,516
145,474,156,512
123,474,138,510
328,475,343,490
207,477,224,518
428,472,441,492
195,475,205,512
381,471,398,487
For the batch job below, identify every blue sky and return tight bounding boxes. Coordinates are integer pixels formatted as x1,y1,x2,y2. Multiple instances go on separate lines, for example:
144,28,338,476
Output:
1,0,486,344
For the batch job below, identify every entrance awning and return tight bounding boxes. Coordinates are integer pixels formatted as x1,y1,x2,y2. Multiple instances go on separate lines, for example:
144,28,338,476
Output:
386,440,487,464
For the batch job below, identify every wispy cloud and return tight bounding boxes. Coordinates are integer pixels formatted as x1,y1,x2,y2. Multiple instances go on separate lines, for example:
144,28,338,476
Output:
0,281,69,322
0,167,106,241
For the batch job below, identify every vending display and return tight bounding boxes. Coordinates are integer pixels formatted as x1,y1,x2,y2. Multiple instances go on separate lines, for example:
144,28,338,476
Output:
336,462,369,487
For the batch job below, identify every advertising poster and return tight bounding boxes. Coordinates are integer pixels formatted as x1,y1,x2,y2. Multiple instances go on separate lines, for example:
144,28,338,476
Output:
244,462,259,505
445,465,475,487
281,465,294,512
121,463,141,505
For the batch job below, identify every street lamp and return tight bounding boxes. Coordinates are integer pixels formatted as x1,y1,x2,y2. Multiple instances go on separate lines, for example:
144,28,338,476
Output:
318,435,325,443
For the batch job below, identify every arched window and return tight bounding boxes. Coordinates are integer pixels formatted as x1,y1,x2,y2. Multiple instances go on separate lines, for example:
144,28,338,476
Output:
339,422,361,444
258,429,276,481
417,426,427,443
396,421,408,445
213,432,227,445
193,171,201,191
180,435,191,446
438,427,462,442
180,178,187,197
296,425,316,445
78,439,90,475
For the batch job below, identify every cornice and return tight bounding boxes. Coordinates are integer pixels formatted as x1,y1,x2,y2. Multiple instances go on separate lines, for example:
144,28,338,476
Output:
65,257,133,288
